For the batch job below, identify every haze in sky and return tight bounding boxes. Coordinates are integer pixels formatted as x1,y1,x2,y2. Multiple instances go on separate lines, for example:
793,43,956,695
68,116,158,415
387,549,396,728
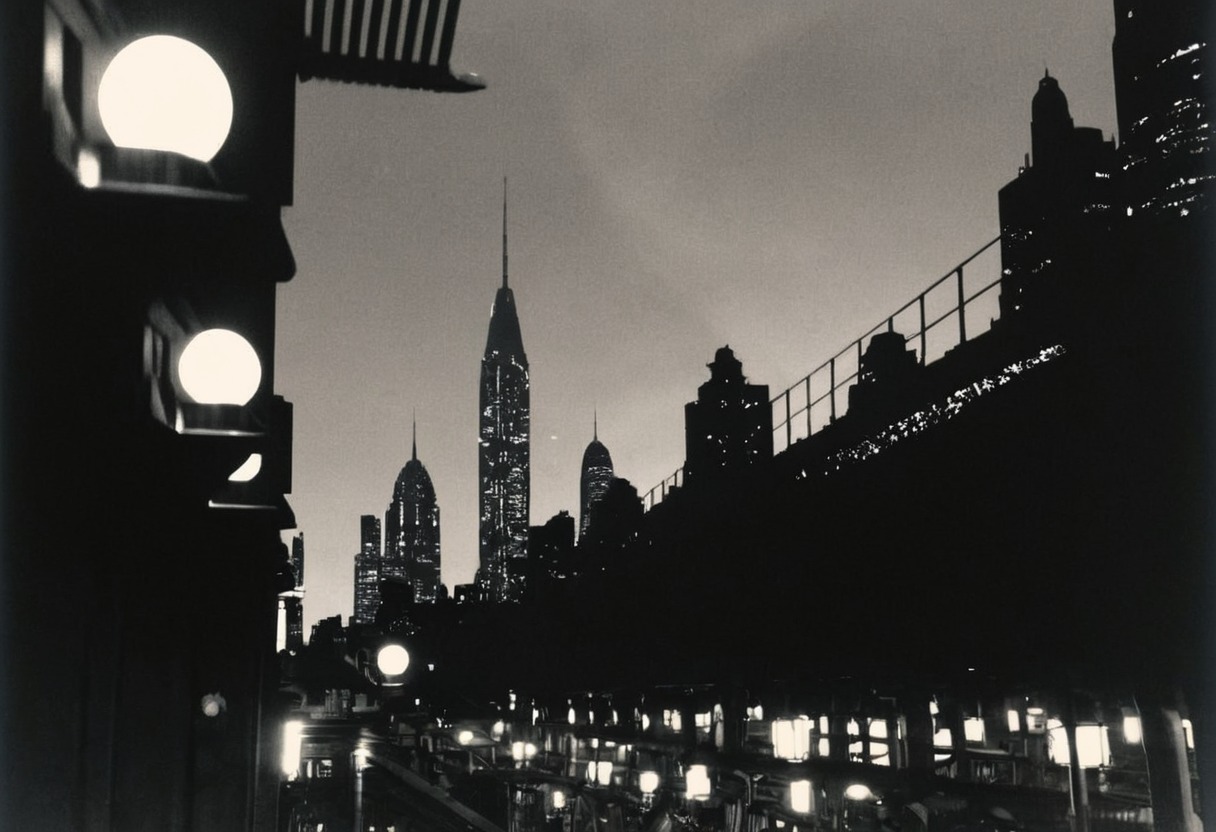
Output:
276,0,1118,628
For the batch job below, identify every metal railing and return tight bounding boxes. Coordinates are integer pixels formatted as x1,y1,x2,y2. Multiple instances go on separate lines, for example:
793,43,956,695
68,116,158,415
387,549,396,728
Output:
642,236,1004,511
771,235,1002,454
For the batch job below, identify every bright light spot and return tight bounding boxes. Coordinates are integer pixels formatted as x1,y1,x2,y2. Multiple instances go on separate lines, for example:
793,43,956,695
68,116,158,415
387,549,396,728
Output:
929,699,939,716
98,35,233,162
685,764,711,800
228,453,263,482
568,707,576,725
772,717,812,761
871,743,890,765
78,148,101,188
1007,710,1021,733
586,761,612,786
641,713,651,731
964,717,985,743
1183,719,1195,750
491,720,504,740
695,711,712,728
511,741,525,760
552,790,566,810
846,718,860,737
1123,715,1142,745
281,720,303,778
201,692,225,717
639,771,660,794
354,747,371,770
817,738,830,757
819,715,829,734
869,719,888,739
376,644,410,676
789,779,812,814
178,329,261,405
933,728,953,748
844,784,873,802
457,730,474,745
525,742,537,759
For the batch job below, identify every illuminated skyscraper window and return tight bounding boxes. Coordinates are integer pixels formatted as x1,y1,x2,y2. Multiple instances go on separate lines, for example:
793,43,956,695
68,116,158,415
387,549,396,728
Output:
352,515,381,623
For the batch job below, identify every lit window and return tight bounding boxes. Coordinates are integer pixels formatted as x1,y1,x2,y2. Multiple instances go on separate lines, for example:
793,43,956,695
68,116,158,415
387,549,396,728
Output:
789,779,813,814
964,717,985,744
1007,710,1021,733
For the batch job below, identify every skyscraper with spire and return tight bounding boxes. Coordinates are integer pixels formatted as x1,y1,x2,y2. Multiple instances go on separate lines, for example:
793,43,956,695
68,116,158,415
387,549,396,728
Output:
478,180,531,602
579,415,614,542
385,420,442,603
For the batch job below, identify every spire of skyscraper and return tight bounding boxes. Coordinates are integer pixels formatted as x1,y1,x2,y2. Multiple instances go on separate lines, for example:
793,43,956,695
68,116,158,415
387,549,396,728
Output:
579,418,614,542
502,177,509,289
412,411,417,462
479,181,531,602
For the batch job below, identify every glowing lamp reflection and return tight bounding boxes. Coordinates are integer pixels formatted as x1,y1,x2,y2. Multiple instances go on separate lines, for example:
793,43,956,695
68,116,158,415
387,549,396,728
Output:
98,35,233,162
844,783,873,802
457,730,474,745
685,764,711,800
639,771,660,794
790,779,813,814
376,644,410,676
281,720,303,778
228,453,262,482
178,329,261,405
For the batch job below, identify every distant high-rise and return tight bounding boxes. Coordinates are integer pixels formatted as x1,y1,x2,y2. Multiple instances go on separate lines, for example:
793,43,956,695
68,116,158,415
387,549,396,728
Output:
579,416,614,542
684,346,772,483
478,181,531,602
1112,0,1213,219
998,72,1118,318
385,423,442,603
281,532,305,651
353,515,381,624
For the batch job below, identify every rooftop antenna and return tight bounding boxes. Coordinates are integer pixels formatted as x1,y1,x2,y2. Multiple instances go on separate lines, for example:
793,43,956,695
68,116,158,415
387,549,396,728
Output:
502,177,508,289
411,411,417,461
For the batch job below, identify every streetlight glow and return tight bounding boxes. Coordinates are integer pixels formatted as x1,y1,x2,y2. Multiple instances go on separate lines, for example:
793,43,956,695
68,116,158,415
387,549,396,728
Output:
98,35,233,162
639,771,660,794
178,329,261,405
376,644,410,676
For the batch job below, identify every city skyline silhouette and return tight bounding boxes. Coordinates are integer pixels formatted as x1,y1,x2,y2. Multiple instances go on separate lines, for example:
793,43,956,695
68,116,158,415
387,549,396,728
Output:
275,0,1121,626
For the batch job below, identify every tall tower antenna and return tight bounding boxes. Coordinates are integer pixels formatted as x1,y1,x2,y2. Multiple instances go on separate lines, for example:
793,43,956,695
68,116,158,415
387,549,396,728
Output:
412,410,417,461
502,177,509,289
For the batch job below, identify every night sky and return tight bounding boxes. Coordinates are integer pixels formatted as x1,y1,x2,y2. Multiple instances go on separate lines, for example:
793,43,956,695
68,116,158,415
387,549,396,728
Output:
276,0,1118,628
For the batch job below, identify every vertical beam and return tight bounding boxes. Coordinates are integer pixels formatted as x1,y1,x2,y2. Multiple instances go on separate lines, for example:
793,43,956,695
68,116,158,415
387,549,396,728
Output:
784,389,792,450
402,0,424,63
366,0,387,59
437,0,462,67
918,294,927,365
956,267,967,344
420,0,443,66
829,358,837,422
804,376,812,437
384,0,405,61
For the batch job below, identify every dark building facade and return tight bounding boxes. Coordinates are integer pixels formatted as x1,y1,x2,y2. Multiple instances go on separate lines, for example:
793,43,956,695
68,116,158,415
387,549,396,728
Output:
529,511,576,583
579,419,614,542
353,514,382,624
684,346,773,483
1113,0,1214,219
384,429,442,603
998,72,1119,319
478,185,531,602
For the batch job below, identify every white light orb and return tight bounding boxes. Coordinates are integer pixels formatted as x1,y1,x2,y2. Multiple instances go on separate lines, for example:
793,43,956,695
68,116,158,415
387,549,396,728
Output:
228,453,262,482
99,35,233,162
376,644,410,676
844,783,873,802
178,329,261,405
639,771,660,794
457,729,474,745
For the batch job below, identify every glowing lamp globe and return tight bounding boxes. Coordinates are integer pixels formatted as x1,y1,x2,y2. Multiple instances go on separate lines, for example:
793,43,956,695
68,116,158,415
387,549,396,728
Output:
98,35,233,162
639,771,660,794
178,329,261,405
376,644,410,676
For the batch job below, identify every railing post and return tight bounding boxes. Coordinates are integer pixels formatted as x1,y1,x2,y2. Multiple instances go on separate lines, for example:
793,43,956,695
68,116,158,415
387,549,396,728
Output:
829,357,837,422
918,294,927,365
805,376,812,436
785,389,792,450
956,267,967,344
